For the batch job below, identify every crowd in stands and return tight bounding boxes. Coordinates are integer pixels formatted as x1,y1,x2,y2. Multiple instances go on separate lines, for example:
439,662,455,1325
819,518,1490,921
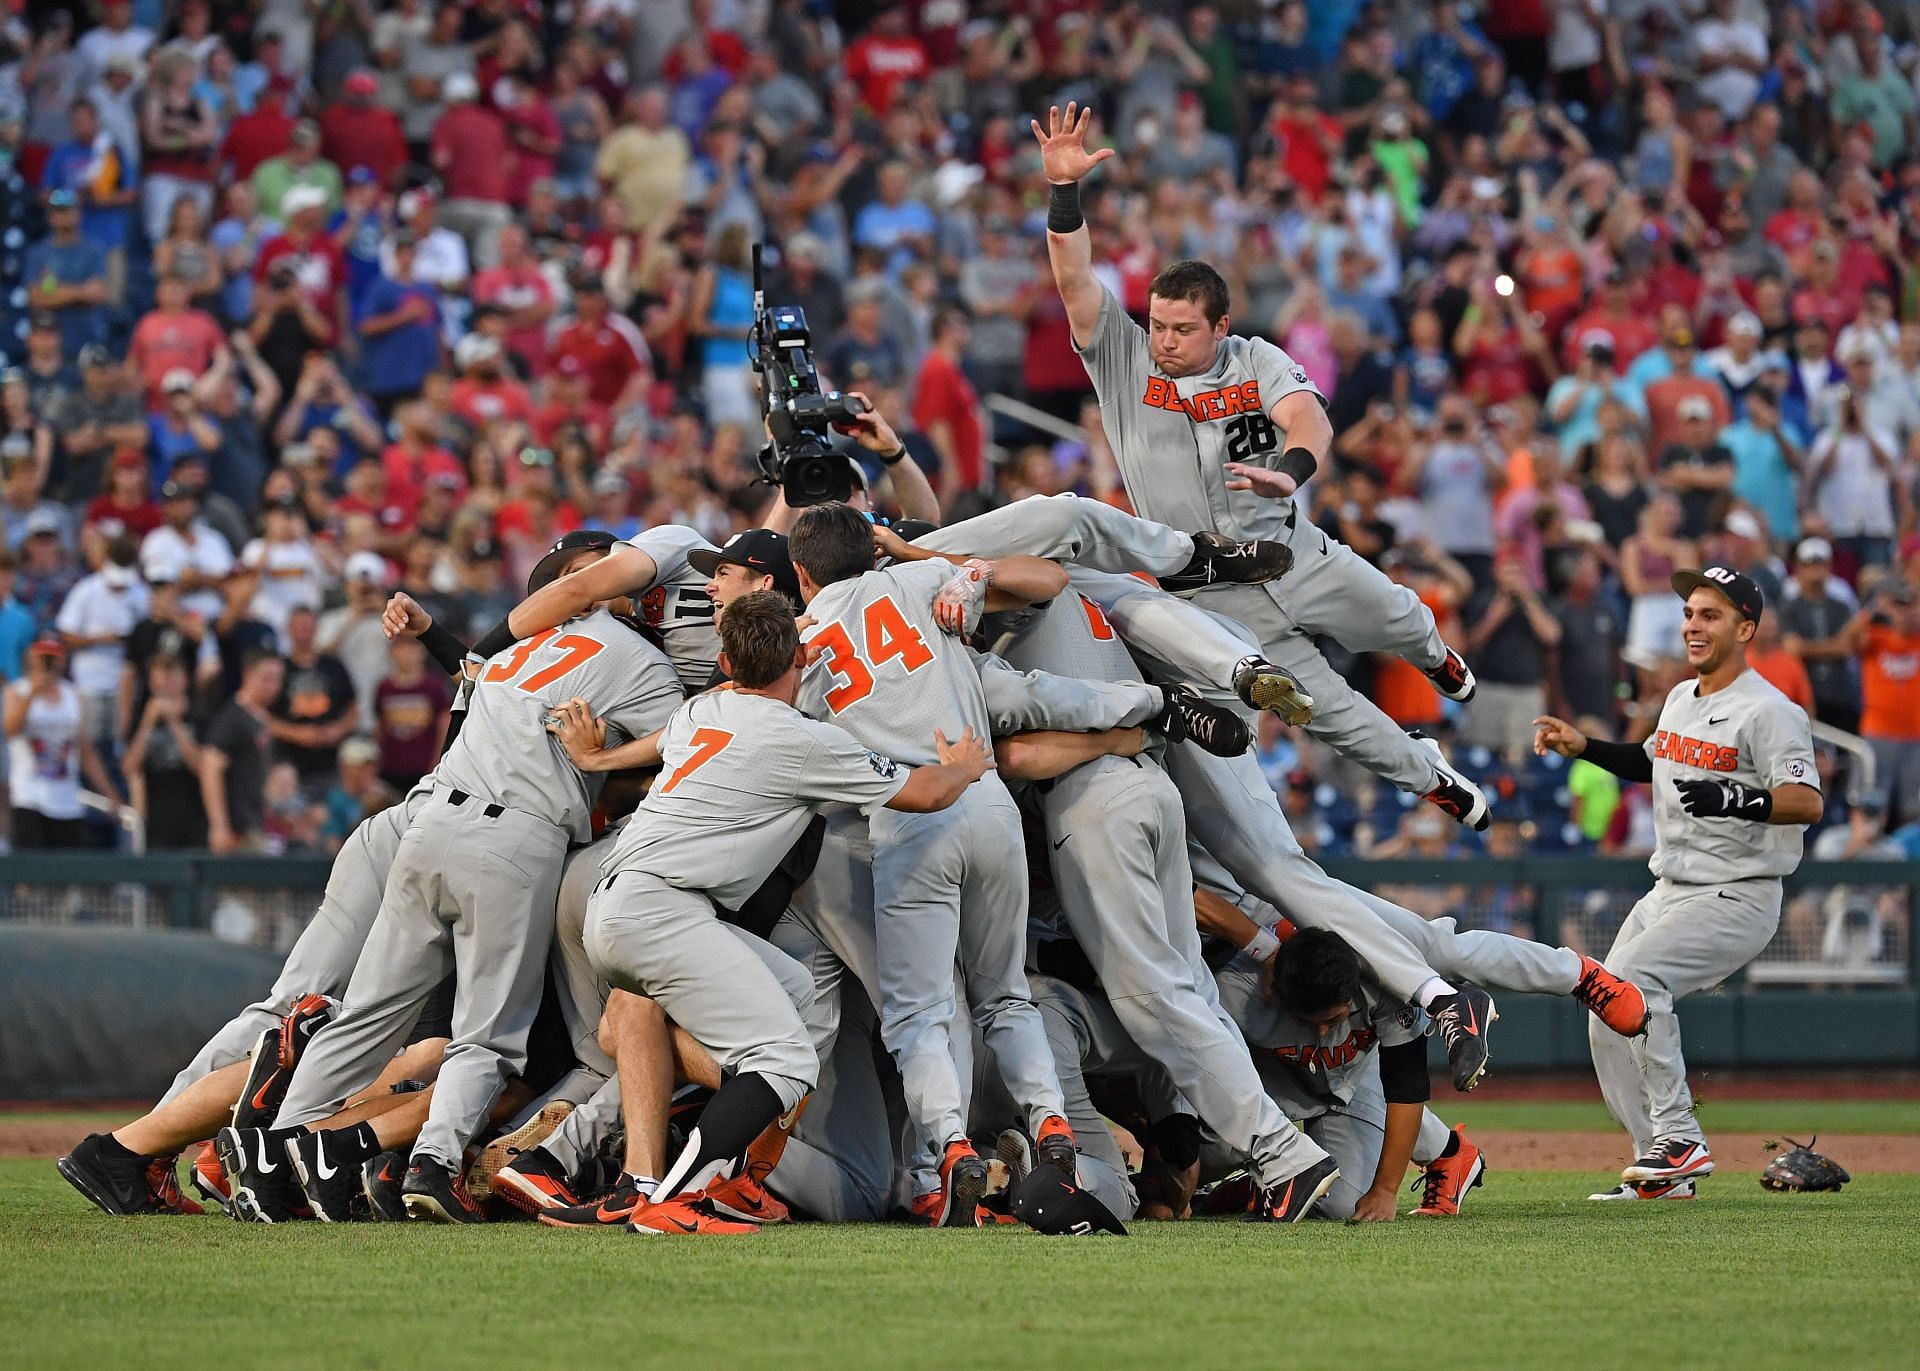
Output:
0,0,1915,868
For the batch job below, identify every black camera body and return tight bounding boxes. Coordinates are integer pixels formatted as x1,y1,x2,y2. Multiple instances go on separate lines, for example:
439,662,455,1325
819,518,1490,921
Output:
751,250,867,507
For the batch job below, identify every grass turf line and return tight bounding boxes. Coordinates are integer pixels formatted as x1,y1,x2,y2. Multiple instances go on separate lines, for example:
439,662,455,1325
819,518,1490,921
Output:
1444,1096,1920,1135
4,1162,1916,1370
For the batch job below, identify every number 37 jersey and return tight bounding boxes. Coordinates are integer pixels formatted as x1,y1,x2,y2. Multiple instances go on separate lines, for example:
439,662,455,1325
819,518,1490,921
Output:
797,559,990,767
433,607,685,842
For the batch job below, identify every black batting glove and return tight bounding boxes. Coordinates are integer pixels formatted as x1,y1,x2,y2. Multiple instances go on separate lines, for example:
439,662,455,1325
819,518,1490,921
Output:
1675,777,1773,821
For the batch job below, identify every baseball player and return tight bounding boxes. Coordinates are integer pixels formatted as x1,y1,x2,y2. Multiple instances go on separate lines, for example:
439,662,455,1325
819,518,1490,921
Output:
1533,566,1821,1201
1032,104,1487,830
581,591,995,1233
223,550,687,1224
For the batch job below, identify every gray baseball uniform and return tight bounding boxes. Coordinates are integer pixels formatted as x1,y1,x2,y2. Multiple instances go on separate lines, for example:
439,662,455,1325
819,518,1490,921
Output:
276,610,684,1170
798,559,1069,1171
1075,285,1450,794
1591,668,1817,1155
996,591,1329,1190
914,492,1198,579
157,796,418,1105
624,524,722,695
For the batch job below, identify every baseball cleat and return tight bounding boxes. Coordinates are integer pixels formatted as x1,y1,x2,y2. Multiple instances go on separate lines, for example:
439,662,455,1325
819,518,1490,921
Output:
470,1099,574,1202
360,1151,408,1222
491,1146,579,1216
1573,956,1651,1037
933,1140,990,1228
703,1173,790,1225
1424,647,1477,703
230,1027,288,1131
538,1174,649,1229
1410,1129,1485,1217
190,1140,232,1215
285,1130,366,1223
145,1154,203,1215
401,1157,487,1223
215,1125,306,1223
1622,1139,1715,1184
57,1133,158,1216
1588,1179,1697,1201
1430,988,1498,1092
627,1193,759,1236
1233,656,1314,726
1035,1116,1078,1181
1154,684,1251,756
1413,731,1491,831
1160,531,1294,592
995,1127,1037,1195
1250,1157,1342,1223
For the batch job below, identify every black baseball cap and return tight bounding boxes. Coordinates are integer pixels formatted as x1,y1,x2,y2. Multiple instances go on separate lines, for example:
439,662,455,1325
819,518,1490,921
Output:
890,518,939,543
1012,1169,1127,1237
527,528,618,595
1672,565,1764,621
689,528,801,604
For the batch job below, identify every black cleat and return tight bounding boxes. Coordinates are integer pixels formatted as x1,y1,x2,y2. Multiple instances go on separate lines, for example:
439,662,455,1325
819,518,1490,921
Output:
285,1130,368,1223
1035,1116,1078,1180
1425,647,1477,703
1413,731,1490,831
361,1151,408,1222
57,1132,157,1216
1232,656,1314,726
1153,684,1251,756
941,1152,990,1229
401,1156,487,1224
216,1125,307,1222
1249,1157,1342,1223
1160,532,1294,592
230,994,334,1131
1430,988,1497,1092
994,1128,1036,1196
492,1145,581,1216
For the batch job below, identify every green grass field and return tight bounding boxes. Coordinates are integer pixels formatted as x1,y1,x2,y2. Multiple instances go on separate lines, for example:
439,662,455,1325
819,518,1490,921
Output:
5,1159,1917,1370
1445,1096,1920,1135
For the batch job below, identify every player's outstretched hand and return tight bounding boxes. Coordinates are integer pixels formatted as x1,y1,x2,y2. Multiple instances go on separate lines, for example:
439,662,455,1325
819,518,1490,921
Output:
383,591,431,640
935,726,994,782
1532,715,1587,758
1030,102,1114,185
1222,462,1299,500
546,697,607,768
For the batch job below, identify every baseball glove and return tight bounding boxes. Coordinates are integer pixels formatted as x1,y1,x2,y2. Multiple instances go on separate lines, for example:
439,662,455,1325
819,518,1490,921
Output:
1759,1137,1851,1193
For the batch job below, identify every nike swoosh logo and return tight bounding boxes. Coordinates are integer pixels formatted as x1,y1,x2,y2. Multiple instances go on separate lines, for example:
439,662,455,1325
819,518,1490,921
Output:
663,1216,699,1233
597,1200,636,1222
1708,716,1728,725
1052,835,1071,850
254,1138,278,1175
250,1078,275,1110
315,1138,338,1180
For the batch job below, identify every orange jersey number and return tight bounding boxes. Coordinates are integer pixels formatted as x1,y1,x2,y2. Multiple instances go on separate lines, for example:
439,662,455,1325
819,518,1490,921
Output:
658,727,735,794
1077,595,1115,641
814,596,934,712
485,629,605,695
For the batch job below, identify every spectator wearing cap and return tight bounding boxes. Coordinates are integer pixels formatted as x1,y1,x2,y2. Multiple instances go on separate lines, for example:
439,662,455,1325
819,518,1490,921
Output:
52,346,147,508
82,450,163,545
0,372,54,493
1631,317,1724,433
266,604,359,793
1,442,73,557
379,402,464,519
128,273,226,408
137,48,217,245
318,69,406,189
823,279,906,393
851,161,936,277
122,651,207,850
549,269,651,411
199,646,283,852
141,476,233,623
429,69,511,270
76,0,153,83
1655,396,1736,540
447,333,534,429
1559,271,1659,376
0,552,38,684
145,367,221,486
252,185,348,342
39,96,138,305
195,334,279,522
13,501,81,634
21,316,82,426
353,231,442,417
251,119,343,225
594,87,689,236
1722,383,1805,545
318,551,396,729
496,445,582,549
1545,335,1645,463
166,454,247,557
23,189,109,359
327,166,391,308
531,356,610,451
1702,312,1780,418
1838,336,1920,459
1781,537,1862,732
240,496,326,647
54,533,147,756
320,733,393,853
120,560,220,718
1808,380,1902,578
585,468,640,542
1714,509,1788,608
387,188,470,304
86,49,144,175
397,4,472,156
471,223,555,378
5,638,116,849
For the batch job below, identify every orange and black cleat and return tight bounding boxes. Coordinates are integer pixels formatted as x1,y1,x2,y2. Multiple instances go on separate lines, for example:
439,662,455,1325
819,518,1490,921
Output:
1035,1116,1078,1180
1410,1128,1486,1217
491,1147,579,1216
537,1173,648,1229
704,1172,790,1225
1573,957,1651,1037
932,1139,989,1227
628,1193,759,1236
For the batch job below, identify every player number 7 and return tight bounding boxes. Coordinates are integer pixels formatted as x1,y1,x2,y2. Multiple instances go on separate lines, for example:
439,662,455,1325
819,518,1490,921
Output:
658,727,734,793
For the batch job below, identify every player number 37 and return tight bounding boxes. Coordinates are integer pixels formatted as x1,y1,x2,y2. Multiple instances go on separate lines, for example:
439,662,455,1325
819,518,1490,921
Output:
811,595,934,712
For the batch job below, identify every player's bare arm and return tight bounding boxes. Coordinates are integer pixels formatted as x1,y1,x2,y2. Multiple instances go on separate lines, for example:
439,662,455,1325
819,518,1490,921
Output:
504,545,660,642
1537,713,1822,826
1032,102,1112,350
994,726,1144,781
884,727,994,812
1352,1097,1424,1223
762,393,939,530
545,697,664,773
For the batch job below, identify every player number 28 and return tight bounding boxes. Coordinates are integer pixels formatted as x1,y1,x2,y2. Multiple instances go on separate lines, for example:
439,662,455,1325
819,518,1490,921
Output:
1222,413,1278,462
814,596,934,712
484,628,606,694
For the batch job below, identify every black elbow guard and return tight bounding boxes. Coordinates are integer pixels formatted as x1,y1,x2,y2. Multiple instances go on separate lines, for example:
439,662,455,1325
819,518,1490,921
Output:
1276,446,1319,486
1378,1037,1431,1106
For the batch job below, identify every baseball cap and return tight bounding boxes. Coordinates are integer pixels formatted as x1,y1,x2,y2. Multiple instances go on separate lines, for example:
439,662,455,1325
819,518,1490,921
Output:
344,550,391,586
27,312,57,333
1,432,33,463
1795,535,1832,564
342,70,380,97
347,165,379,187
159,479,197,502
26,638,66,660
527,529,618,596
46,188,77,209
1727,311,1763,338
1011,1169,1127,1236
688,528,801,603
280,184,328,218
77,342,113,369
442,70,479,103
1672,565,1764,621
590,468,628,496
1723,509,1763,541
161,367,197,394
110,448,145,471
23,507,63,537
338,735,381,766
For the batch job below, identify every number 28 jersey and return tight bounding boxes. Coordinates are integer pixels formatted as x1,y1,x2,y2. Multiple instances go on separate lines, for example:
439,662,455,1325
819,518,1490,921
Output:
432,607,685,841
797,559,990,767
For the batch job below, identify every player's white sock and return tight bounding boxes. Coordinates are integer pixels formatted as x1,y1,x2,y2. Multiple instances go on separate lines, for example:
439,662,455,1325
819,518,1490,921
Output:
1414,977,1458,1009
625,1172,658,1200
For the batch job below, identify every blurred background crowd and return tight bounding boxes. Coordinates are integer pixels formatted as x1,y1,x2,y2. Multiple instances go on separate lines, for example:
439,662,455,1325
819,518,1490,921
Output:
0,0,1914,873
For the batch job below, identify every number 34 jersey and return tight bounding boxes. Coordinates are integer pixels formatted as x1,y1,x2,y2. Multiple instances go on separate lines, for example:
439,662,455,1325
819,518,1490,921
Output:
433,607,685,842
610,689,911,906
797,559,991,767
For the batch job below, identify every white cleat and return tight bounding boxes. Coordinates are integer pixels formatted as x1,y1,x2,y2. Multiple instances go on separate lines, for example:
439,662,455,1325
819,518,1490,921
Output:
1588,1179,1697,1202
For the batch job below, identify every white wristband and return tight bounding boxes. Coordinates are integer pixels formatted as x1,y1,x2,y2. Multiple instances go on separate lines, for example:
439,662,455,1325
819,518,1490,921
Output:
1245,926,1281,964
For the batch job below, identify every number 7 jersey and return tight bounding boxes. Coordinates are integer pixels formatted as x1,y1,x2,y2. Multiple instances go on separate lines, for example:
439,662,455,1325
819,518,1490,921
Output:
797,559,992,766
432,607,686,841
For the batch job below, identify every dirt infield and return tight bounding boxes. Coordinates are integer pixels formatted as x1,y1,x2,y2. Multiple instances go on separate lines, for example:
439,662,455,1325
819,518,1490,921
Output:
1475,1130,1920,1174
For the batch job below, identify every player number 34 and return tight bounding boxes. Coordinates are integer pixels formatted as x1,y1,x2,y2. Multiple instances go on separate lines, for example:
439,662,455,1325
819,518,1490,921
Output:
812,596,934,712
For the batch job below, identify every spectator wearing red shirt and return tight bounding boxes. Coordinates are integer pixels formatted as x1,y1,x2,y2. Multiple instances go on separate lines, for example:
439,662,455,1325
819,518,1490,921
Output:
84,450,165,542
662,0,751,79
1790,239,1866,336
1560,269,1660,373
334,455,415,560
843,9,929,114
429,72,511,270
447,335,535,431
549,272,650,410
373,635,451,792
1270,76,1343,203
470,223,555,376
219,90,296,185
253,188,348,338
912,308,985,495
317,70,408,189
1762,168,1823,268
496,456,582,584
531,354,610,449
379,402,466,517
496,73,561,208
127,274,226,407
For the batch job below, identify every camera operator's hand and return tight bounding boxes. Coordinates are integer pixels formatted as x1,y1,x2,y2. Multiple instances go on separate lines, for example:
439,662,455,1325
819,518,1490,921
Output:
834,391,899,453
